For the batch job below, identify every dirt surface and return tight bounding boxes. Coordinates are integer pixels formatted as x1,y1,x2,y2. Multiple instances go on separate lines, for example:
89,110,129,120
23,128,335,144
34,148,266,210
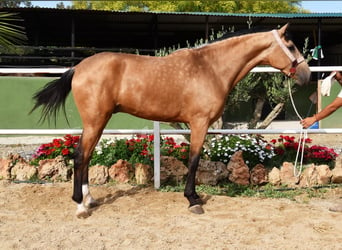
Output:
0,181,342,250
0,134,341,249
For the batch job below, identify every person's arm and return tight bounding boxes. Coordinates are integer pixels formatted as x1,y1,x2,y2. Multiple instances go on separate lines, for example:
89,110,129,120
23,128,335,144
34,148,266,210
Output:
301,97,342,128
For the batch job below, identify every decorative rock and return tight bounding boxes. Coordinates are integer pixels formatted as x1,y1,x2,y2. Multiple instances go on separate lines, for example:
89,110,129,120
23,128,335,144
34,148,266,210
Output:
316,165,332,185
268,167,281,185
160,156,188,184
0,158,12,180
250,164,268,185
280,162,298,186
89,165,108,185
299,164,317,187
38,155,71,181
300,164,332,187
108,160,133,183
10,160,37,181
196,159,228,185
227,151,250,185
331,164,342,184
135,163,152,185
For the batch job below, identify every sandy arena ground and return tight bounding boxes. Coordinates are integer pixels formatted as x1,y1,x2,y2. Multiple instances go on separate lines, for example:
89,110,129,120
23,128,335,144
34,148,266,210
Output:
0,181,342,250
0,134,341,249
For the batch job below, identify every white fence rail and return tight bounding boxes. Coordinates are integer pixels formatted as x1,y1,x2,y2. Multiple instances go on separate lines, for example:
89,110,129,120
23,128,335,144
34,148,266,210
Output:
0,128,342,135
1,66,342,188
2,66,342,74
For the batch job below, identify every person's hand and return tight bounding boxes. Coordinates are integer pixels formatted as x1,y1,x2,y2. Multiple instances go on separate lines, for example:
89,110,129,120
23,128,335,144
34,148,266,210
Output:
300,116,316,128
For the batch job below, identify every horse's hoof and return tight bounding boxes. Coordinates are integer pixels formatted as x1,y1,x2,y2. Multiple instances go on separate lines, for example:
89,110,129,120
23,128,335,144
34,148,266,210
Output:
76,210,90,219
188,204,204,214
76,204,90,219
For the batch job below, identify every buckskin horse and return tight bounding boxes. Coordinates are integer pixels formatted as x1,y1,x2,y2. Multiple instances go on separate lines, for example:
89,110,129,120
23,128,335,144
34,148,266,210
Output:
31,24,311,218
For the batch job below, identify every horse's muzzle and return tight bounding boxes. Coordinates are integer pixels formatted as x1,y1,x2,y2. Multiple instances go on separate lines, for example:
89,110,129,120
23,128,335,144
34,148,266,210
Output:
294,62,311,85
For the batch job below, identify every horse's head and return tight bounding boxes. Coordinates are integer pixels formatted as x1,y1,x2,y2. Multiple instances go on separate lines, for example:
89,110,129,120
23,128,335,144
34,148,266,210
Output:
267,24,311,85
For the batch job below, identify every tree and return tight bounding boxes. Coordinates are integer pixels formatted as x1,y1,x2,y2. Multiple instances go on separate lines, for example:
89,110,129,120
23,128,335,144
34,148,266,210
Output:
0,0,32,8
0,12,27,50
227,72,295,129
226,37,311,129
71,1,303,13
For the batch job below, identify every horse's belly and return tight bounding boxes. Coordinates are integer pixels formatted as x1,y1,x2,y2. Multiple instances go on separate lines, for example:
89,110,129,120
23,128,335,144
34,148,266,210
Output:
119,102,186,123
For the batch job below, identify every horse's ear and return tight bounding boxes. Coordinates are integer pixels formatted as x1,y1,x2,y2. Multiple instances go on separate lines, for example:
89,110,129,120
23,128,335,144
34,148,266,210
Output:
279,23,290,36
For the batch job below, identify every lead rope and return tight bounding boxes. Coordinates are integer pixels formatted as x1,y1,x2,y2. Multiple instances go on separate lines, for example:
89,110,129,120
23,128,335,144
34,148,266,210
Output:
287,79,307,179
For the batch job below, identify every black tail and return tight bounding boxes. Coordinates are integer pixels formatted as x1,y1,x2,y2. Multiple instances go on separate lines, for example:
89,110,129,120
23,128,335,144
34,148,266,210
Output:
30,68,75,124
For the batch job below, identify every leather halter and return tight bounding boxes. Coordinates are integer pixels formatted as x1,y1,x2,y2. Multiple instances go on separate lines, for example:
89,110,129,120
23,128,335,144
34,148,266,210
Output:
271,29,305,76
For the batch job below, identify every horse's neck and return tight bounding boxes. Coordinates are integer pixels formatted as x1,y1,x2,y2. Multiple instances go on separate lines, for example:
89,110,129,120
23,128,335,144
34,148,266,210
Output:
202,32,271,92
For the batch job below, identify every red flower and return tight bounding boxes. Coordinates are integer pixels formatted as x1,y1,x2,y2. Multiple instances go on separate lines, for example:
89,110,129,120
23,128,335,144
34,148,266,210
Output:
62,148,69,155
305,138,312,143
64,140,72,147
53,139,62,148
148,134,154,142
140,149,148,156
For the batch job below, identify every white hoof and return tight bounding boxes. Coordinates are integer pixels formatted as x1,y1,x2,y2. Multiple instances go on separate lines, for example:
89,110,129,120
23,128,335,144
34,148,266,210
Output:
76,203,90,219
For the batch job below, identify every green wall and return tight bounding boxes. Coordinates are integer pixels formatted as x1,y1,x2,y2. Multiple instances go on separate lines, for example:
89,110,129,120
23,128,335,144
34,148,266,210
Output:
321,81,342,128
0,77,162,129
1,77,340,130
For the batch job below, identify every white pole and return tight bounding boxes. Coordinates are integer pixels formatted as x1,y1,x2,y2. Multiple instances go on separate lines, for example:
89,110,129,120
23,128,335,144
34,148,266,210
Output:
153,121,161,189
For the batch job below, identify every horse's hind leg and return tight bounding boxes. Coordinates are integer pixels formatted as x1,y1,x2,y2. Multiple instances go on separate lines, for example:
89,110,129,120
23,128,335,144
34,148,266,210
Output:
73,114,111,218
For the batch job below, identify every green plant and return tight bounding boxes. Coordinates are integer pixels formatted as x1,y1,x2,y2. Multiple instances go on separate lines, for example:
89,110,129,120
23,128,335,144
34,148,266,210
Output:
270,135,338,168
203,134,275,168
160,136,189,165
90,134,190,167
126,134,154,166
90,138,131,166
30,134,79,166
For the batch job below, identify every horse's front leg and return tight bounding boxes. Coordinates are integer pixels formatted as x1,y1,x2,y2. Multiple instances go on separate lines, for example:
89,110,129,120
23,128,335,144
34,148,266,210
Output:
184,121,209,214
184,154,203,213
